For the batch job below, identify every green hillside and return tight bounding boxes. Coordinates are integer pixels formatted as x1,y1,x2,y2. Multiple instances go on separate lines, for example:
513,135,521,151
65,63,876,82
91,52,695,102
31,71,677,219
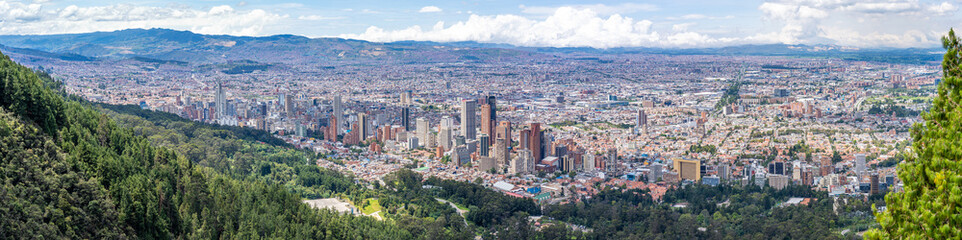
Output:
0,51,411,239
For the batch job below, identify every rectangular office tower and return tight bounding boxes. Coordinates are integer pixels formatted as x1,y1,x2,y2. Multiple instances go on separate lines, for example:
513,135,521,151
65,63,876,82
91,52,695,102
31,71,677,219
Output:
528,123,542,161
478,134,490,157
480,104,494,145
401,107,411,131
333,95,342,132
480,95,497,144
461,99,477,140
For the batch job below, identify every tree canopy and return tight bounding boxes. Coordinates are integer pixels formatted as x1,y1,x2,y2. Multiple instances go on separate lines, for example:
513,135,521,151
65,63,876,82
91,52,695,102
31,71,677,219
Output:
867,29,962,238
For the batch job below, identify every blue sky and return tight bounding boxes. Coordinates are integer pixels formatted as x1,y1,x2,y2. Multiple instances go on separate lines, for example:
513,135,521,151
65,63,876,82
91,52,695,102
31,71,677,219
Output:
1,0,959,48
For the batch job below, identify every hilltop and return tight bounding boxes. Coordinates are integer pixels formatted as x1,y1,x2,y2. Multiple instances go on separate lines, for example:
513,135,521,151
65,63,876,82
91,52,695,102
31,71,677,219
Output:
0,28,944,65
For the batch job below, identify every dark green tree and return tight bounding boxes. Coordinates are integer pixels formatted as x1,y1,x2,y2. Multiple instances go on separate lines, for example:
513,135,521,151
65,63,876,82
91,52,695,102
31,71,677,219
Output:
867,29,962,238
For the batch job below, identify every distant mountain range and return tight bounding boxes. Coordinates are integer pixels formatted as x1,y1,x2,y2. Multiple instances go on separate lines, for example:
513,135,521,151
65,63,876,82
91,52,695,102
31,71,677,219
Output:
0,28,945,65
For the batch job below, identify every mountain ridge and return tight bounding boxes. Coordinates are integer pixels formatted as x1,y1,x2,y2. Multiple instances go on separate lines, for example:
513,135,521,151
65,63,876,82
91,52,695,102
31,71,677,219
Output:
0,28,943,65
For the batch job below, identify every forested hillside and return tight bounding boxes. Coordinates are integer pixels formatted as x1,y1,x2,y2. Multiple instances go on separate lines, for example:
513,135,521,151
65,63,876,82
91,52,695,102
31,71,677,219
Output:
94,103,356,200
0,51,412,238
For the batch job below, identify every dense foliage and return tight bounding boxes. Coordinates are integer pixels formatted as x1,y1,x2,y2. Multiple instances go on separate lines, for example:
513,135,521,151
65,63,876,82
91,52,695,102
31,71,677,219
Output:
378,169,548,239
543,184,876,239
0,51,412,239
867,29,962,238
95,103,355,199
714,81,742,110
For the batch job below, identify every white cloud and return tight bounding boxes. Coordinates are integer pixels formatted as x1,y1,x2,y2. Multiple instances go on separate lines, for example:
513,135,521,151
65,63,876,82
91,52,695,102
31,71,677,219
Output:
341,7,736,48
752,0,961,47
0,2,284,36
519,3,658,16
928,2,958,15
667,14,736,20
297,14,342,21
419,6,442,13
672,23,696,32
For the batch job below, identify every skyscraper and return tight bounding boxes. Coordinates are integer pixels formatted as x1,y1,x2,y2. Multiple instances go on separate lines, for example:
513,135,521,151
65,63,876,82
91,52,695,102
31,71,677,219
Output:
480,104,493,145
327,116,338,142
333,95,343,133
284,94,294,114
215,80,227,119
637,109,647,129
484,95,496,120
528,123,542,161
478,134,490,157
583,154,596,171
417,117,429,147
511,149,532,175
358,113,368,140
401,107,411,131
438,116,453,150
606,148,617,172
461,99,477,140
496,121,511,144
519,129,530,150
482,96,496,142
855,153,866,175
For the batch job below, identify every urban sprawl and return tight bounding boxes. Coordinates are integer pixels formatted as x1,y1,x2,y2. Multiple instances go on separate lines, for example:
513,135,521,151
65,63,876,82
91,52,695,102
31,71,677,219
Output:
38,52,937,205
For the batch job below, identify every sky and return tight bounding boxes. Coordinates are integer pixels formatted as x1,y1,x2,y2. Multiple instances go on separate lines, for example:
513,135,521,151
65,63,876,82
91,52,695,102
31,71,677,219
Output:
0,0,960,48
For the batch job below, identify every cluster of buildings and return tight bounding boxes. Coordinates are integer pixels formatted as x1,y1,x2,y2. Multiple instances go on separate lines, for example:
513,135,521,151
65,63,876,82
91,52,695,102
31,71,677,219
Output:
20,48,937,204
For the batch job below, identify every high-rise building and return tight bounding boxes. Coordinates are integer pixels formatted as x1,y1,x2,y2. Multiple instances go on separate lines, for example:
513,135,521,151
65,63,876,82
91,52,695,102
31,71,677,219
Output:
407,136,419,150
484,95,496,120
460,99,477,140
583,154,596,171
478,134,490,157
768,161,786,175
528,123,542,161
333,95,343,132
855,153,866,175
452,146,470,166
561,155,576,172
637,109,647,131
511,149,532,175
606,148,617,172
496,121,511,144
327,115,338,142
400,91,413,105
717,164,731,180
493,138,509,168
673,158,701,181
454,135,466,147
480,104,494,145
648,163,664,182
479,157,496,173
417,117,430,148
768,175,790,190
401,107,411,131
215,80,227,119
439,116,453,150
440,115,455,129
284,94,293,114
482,96,497,143
358,113,369,140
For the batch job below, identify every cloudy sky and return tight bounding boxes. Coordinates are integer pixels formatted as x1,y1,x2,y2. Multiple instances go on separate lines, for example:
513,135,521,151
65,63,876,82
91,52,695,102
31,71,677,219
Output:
0,0,959,48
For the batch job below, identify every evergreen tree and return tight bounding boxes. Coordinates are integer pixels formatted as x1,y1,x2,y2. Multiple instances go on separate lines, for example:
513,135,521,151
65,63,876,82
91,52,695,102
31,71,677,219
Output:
867,29,962,238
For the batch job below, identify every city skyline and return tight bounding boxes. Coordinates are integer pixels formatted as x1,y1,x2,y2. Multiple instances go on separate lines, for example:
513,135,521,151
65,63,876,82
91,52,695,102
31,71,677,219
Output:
0,0,959,48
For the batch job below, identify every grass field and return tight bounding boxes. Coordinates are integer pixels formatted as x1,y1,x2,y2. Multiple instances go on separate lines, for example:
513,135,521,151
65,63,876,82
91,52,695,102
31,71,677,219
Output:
360,198,382,215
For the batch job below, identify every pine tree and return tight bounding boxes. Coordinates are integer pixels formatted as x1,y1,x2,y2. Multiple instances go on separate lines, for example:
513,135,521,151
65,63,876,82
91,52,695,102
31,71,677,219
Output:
867,29,962,238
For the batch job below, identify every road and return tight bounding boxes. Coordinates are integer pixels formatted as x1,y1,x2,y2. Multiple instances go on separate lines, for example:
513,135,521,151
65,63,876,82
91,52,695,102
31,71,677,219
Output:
436,198,469,227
